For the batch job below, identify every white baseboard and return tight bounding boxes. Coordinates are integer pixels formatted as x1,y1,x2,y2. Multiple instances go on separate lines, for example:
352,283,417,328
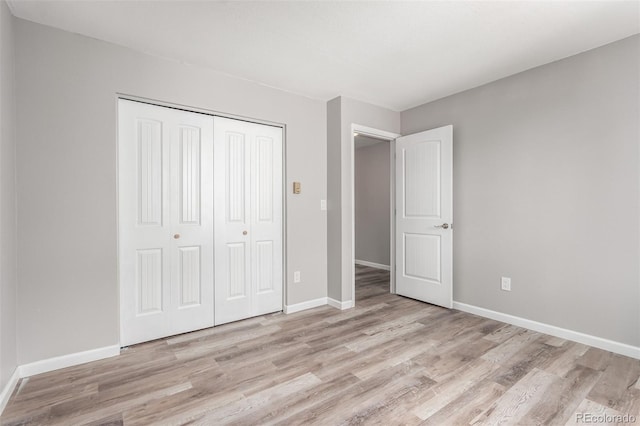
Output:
19,345,121,378
0,345,120,415
284,297,355,313
355,259,390,271
0,367,20,415
453,301,640,360
328,298,354,310
284,297,328,314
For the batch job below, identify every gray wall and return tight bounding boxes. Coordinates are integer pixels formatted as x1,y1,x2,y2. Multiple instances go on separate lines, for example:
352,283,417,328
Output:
0,0,17,391
355,142,390,266
401,35,640,346
15,18,327,365
326,98,342,302
327,96,399,302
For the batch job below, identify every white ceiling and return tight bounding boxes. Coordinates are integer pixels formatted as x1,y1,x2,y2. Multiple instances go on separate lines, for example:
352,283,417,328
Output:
8,1,640,111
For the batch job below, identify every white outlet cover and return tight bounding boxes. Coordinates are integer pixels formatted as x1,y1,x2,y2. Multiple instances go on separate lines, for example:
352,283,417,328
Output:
294,271,301,283
501,277,511,291
320,199,327,211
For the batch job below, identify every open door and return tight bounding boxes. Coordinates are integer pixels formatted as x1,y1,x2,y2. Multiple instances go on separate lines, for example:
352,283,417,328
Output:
395,125,452,308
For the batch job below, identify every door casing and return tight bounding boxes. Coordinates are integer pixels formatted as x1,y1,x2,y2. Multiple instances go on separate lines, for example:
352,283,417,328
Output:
350,124,401,304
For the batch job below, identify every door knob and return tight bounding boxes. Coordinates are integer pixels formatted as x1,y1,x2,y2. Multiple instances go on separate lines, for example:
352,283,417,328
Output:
174,234,180,239
434,223,449,229
243,231,248,235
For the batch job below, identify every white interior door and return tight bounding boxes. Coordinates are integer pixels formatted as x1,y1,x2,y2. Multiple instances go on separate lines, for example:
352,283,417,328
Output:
119,100,214,346
214,117,283,325
395,125,453,308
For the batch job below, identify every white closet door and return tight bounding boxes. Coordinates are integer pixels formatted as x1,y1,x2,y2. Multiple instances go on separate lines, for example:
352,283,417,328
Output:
119,100,214,346
214,117,283,325
168,108,215,336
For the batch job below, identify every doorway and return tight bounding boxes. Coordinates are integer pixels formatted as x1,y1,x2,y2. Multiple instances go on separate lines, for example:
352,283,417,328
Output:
354,133,393,296
349,124,453,309
350,125,400,305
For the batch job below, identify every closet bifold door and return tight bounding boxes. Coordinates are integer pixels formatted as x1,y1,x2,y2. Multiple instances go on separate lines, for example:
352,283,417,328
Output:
118,99,215,346
213,116,283,325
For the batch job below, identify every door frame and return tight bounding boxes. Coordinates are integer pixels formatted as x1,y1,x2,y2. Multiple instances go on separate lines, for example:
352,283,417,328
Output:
350,124,401,304
115,93,288,346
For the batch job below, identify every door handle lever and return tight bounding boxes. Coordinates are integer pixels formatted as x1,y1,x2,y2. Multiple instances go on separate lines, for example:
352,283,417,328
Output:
434,223,450,229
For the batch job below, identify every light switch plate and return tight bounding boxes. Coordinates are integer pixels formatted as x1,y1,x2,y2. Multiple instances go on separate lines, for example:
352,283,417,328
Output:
501,277,511,291
320,199,327,210
293,182,301,194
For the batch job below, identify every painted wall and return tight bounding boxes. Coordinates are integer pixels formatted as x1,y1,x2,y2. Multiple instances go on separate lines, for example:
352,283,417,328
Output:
355,142,391,267
326,98,342,303
401,35,640,346
0,0,17,392
15,18,327,364
327,96,400,302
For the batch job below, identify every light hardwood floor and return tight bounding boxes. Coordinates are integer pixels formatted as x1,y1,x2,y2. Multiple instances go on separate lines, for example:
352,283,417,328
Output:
2,265,639,425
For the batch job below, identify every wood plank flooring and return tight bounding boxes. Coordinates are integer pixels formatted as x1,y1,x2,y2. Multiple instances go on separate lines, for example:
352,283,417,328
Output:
2,265,639,425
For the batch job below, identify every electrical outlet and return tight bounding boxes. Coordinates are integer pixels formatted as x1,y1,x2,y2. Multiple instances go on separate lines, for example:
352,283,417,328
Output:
320,199,327,211
294,271,301,283
501,277,511,291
